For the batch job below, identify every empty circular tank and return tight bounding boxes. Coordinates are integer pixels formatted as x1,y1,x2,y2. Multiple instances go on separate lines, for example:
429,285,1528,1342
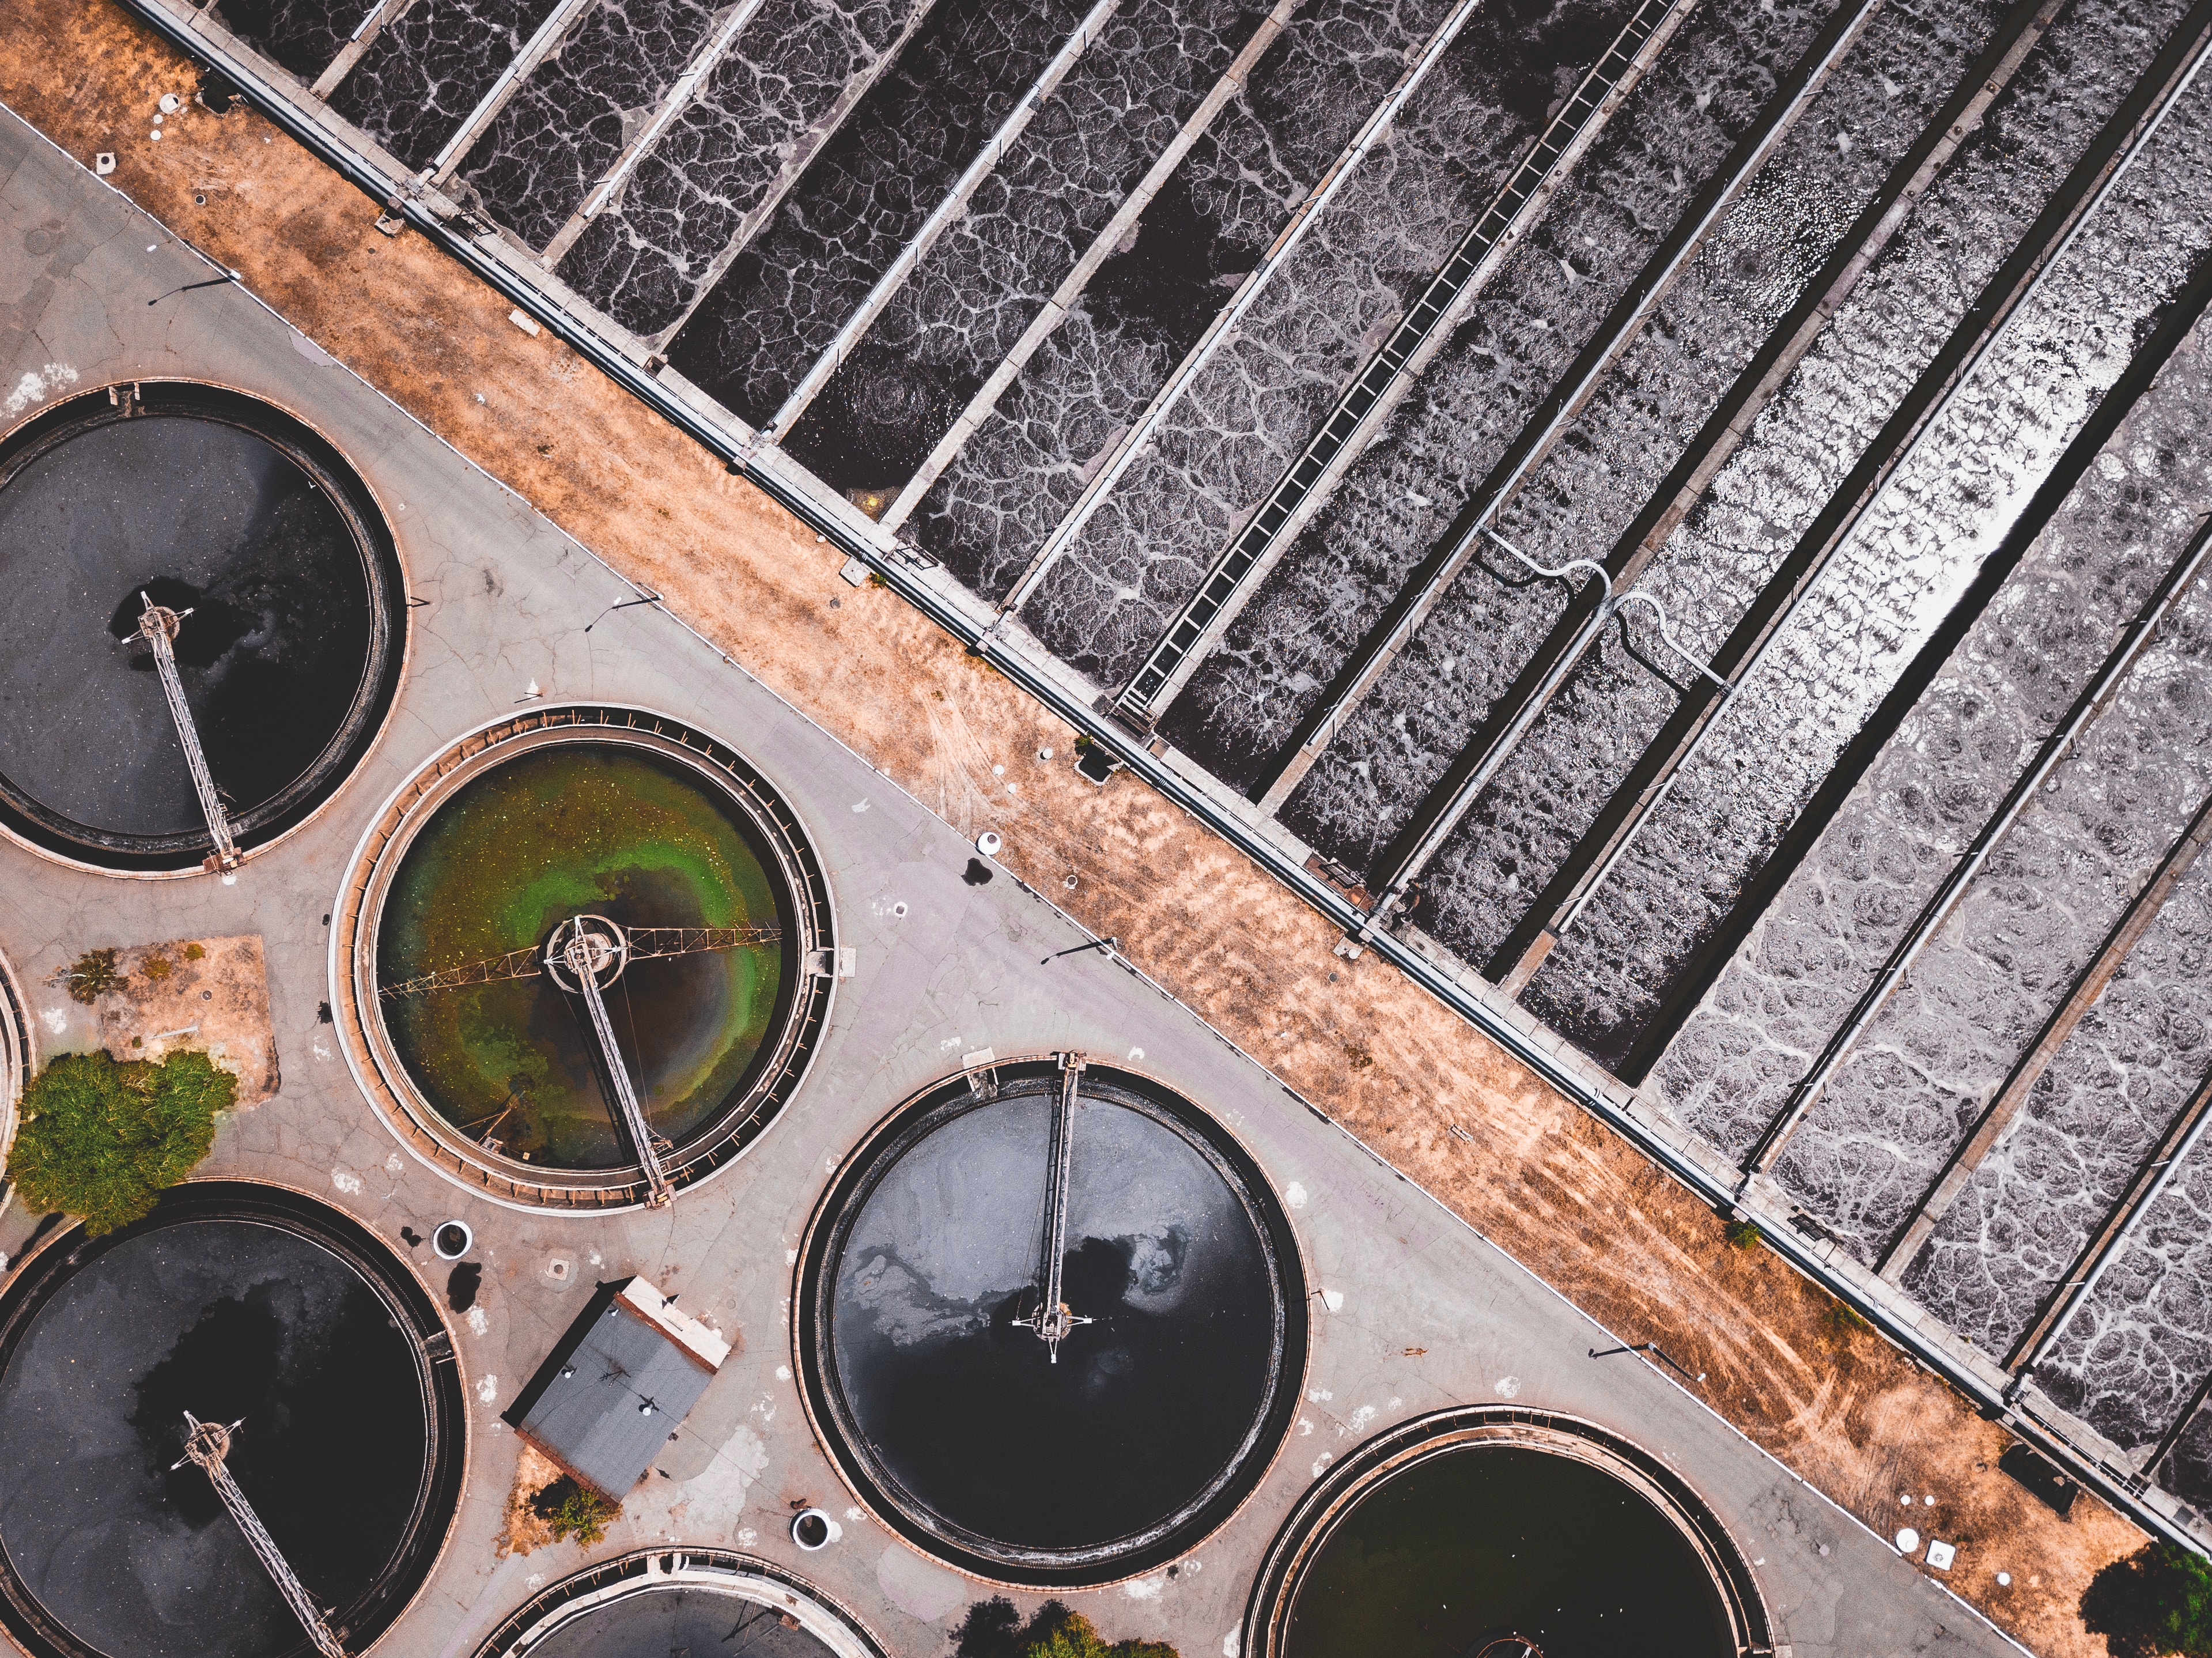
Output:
341,707,834,1211
472,1550,887,1658
0,1181,466,1658
797,1056,1307,1585
0,383,405,873
1243,1408,1770,1658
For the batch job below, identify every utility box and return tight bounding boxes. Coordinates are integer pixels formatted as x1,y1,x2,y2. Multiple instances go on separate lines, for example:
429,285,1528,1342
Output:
504,1275,730,1500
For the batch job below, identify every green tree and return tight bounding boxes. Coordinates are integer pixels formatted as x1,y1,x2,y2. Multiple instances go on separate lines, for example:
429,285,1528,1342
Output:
6,1049,232,1236
531,1477,618,1546
2083,1541,2212,1657
953,1599,1175,1658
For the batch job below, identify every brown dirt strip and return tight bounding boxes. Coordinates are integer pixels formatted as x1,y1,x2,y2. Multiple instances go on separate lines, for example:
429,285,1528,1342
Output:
0,5,2146,1649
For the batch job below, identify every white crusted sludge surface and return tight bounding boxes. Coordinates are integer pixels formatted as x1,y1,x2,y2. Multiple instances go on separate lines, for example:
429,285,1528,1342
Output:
1904,853,2212,1357
331,0,564,173
1762,565,2212,1257
1015,0,1634,685
1516,18,2212,1067
1157,0,1843,795
1413,0,2194,979
666,0,1092,427
907,0,1464,599
1659,307,2212,1167
1281,0,2003,878
780,0,1274,493
556,0,912,339
452,0,723,251
2039,1113,2212,1490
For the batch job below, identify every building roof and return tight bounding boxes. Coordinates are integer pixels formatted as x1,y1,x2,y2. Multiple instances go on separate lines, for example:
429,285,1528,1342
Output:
505,1276,729,1500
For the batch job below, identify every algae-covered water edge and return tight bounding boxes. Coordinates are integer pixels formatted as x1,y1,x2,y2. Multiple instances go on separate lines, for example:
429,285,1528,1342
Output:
377,743,791,1169
1284,1445,1732,1658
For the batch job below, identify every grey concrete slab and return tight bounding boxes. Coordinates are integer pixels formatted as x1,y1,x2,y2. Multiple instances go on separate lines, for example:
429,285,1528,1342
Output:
0,103,2030,1658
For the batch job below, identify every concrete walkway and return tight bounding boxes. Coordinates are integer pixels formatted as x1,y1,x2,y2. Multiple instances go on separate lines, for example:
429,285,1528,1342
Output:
0,104,2030,1658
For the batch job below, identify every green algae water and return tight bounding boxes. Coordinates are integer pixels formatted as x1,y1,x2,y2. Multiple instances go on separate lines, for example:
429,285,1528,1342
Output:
1285,1446,1731,1658
377,745,789,1169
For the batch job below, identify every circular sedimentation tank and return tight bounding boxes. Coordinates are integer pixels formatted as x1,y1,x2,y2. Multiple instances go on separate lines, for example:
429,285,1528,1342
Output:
474,1550,886,1658
343,707,834,1210
0,383,405,872
797,1056,1306,1585
1244,1408,1770,1658
0,1181,465,1658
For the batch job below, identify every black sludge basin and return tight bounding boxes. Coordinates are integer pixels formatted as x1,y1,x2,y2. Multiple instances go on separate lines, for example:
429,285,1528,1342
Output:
799,1057,1306,1584
0,383,403,870
0,1183,464,1658
1249,1409,1771,1658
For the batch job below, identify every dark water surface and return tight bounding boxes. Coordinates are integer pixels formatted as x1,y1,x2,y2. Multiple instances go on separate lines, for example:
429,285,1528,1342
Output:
0,1221,426,1658
826,1085,1283,1556
377,743,789,1168
1286,1446,1732,1658
527,1587,837,1657
0,412,377,847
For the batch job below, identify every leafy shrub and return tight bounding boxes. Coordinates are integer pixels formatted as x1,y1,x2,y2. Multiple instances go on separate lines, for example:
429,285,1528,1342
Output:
144,956,173,982
1724,1219,1763,1252
2082,1541,2212,1656
6,1049,233,1234
1824,1299,1870,1336
60,949,123,1004
532,1477,618,1546
954,1599,1176,1658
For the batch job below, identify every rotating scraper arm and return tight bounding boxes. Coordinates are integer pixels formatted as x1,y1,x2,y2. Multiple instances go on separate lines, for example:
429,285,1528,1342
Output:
175,1412,347,1658
379,925,782,1000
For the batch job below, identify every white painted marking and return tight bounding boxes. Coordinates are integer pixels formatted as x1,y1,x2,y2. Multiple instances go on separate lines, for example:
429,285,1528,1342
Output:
1321,1289,1344,1313
1310,1453,1333,1478
1127,1045,1145,1060
331,1168,363,1195
776,1365,792,1380
1284,1181,1307,1209
477,1374,498,1404
1122,1574,1165,1602
852,798,871,813
385,1152,403,1173
5,364,80,416
1495,1376,1520,1399
40,1008,66,1036
467,1306,489,1335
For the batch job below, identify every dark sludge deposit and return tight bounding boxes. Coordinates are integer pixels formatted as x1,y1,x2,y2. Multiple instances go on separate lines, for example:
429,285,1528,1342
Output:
1268,1415,1766,1658
0,1182,464,1658
373,739,797,1172
799,1058,1305,1584
0,383,404,870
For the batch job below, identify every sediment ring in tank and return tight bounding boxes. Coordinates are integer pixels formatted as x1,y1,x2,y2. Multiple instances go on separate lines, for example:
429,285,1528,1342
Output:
0,382,406,873
796,1055,1307,1585
1242,1407,1771,1658
0,1181,466,1658
339,705,834,1211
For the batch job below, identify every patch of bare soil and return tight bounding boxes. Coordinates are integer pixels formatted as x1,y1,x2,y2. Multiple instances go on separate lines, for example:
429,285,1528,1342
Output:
86,936,278,1103
493,1443,566,1559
